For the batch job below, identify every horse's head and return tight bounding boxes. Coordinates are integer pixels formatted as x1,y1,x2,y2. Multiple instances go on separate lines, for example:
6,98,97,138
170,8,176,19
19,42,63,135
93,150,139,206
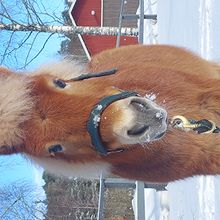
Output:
0,64,167,162
25,68,168,159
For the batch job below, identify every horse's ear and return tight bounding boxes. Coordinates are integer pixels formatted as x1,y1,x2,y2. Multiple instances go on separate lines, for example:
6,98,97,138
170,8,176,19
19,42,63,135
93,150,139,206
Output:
0,67,15,76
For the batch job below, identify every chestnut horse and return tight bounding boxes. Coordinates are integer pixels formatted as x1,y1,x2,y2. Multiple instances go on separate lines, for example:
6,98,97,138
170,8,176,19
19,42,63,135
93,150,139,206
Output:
1,44,220,183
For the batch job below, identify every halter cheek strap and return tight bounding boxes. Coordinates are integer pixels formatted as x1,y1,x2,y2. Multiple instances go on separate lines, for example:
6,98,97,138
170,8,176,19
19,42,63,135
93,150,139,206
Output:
87,91,138,155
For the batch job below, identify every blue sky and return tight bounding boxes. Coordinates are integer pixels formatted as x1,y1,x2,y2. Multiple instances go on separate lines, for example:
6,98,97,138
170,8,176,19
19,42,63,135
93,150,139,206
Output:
0,0,66,187
0,0,66,70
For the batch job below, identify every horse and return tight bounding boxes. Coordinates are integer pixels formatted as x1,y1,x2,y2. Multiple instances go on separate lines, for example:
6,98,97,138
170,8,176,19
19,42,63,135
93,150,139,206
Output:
1,44,220,183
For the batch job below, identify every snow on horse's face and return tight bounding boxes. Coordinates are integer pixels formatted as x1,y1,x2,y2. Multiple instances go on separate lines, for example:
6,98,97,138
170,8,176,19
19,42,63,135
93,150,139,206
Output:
27,73,167,159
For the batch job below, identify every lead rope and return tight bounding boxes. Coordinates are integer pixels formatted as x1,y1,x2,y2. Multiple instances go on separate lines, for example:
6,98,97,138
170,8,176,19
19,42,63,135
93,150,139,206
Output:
170,115,220,134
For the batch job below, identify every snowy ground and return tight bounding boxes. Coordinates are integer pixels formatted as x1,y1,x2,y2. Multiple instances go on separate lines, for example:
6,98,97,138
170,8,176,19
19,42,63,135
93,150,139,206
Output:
137,0,220,219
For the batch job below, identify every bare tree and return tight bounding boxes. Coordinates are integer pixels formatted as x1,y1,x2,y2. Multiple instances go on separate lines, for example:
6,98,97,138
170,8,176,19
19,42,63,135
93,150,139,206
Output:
0,0,67,68
0,0,138,69
0,181,47,220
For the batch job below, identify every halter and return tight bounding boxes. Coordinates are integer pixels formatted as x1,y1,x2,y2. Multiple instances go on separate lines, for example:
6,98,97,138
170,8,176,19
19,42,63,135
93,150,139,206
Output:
170,115,220,134
87,90,138,155
69,68,139,155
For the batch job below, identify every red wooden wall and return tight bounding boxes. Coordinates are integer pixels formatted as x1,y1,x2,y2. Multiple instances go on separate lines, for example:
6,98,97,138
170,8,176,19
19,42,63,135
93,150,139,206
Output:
71,0,138,56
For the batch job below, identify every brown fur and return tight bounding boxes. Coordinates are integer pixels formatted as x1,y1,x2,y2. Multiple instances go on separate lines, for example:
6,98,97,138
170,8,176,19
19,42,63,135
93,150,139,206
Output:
1,45,220,183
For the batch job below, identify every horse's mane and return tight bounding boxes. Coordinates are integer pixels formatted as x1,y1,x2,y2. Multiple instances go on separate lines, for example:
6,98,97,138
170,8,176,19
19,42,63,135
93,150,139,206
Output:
0,72,33,147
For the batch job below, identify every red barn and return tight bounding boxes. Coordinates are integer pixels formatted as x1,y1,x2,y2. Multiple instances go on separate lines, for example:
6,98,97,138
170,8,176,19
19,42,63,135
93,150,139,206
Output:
68,0,139,59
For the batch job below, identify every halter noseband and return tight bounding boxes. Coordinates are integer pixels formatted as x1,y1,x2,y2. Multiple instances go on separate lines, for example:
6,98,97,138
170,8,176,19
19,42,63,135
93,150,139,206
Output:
87,91,138,155
71,68,139,155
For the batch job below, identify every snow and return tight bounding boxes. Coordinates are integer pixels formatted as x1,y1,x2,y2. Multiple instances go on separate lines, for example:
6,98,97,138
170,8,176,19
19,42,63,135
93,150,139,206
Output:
135,0,220,219
155,112,163,119
145,92,157,101
96,104,103,110
93,114,101,127
92,105,103,127
157,0,220,219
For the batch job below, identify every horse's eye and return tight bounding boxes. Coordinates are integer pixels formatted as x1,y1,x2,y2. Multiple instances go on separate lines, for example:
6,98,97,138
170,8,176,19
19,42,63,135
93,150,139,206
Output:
53,79,66,88
48,144,63,154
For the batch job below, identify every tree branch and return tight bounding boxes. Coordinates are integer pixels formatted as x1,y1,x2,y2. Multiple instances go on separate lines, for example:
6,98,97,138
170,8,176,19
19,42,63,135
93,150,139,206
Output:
0,31,15,65
5,31,33,56
24,32,55,68
0,23,139,36
0,2,22,25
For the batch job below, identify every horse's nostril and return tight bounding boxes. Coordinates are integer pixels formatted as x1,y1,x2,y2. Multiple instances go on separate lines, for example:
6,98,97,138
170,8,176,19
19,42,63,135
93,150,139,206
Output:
127,124,150,136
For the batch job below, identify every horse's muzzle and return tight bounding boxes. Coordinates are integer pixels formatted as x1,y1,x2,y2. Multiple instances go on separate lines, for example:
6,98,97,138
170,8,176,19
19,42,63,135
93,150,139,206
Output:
126,97,168,142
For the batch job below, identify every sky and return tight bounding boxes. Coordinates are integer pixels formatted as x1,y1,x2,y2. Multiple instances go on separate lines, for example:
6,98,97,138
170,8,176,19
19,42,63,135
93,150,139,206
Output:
0,0,66,70
0,0,67,200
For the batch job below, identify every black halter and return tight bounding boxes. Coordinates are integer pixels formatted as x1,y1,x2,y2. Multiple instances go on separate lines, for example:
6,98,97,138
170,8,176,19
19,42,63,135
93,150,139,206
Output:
71,68,139,155
87,90,139,155
54,68,139,155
